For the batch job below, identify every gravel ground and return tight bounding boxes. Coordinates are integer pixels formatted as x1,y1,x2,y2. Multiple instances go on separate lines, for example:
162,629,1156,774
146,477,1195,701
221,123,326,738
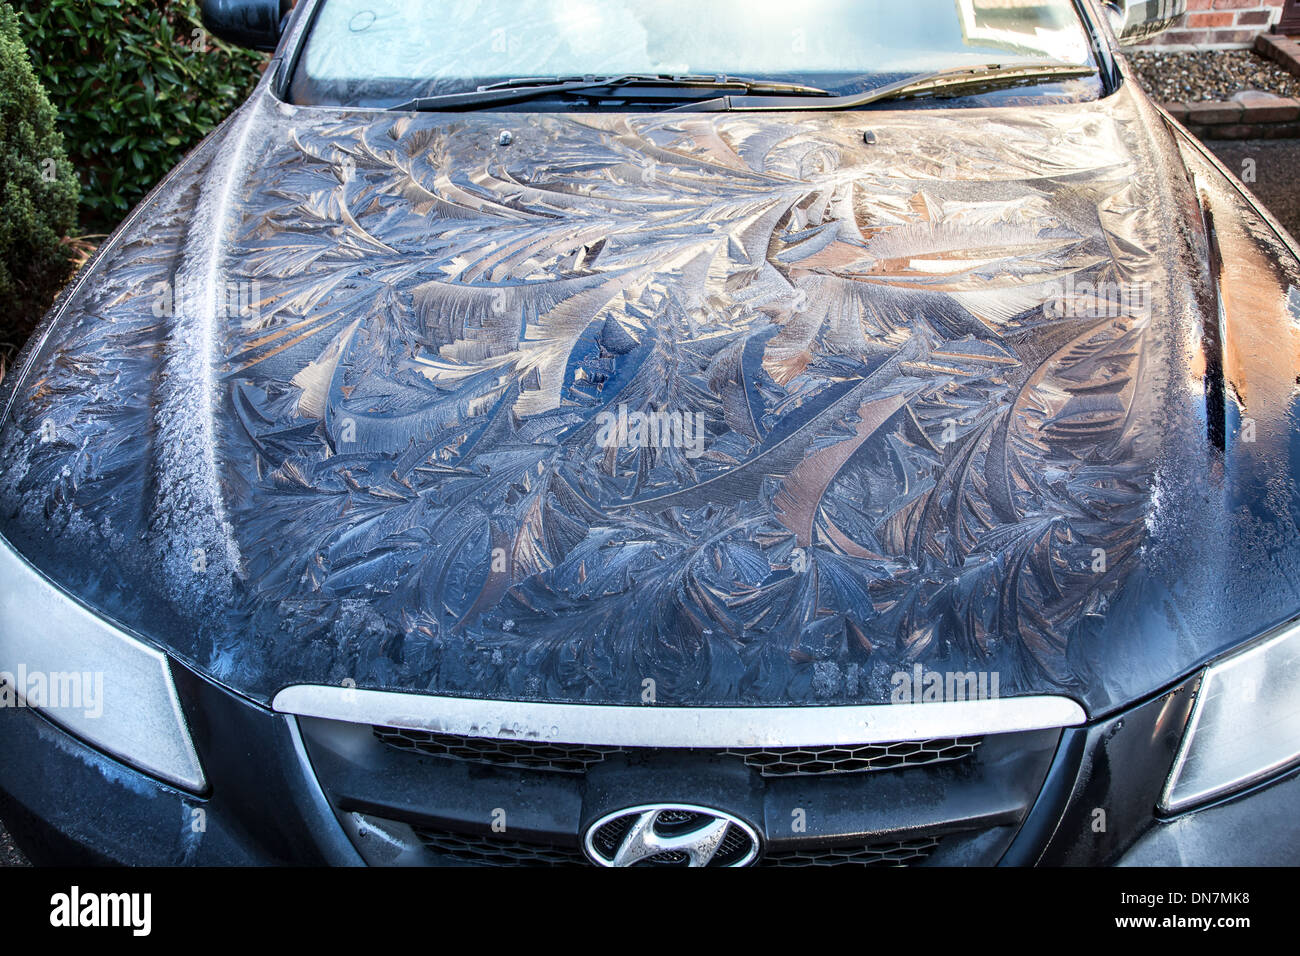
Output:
0,820,29,866
1130,49,1300,103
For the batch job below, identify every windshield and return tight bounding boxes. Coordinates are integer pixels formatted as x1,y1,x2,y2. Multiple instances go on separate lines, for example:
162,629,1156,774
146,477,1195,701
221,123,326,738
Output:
290,0,1100,108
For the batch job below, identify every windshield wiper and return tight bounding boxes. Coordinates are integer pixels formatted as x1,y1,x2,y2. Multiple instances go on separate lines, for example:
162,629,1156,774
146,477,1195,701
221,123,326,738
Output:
670,61,1097,112
388,74,833,112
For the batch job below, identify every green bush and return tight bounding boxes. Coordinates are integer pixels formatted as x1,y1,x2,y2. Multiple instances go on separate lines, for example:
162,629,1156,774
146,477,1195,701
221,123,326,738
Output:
0,0,79,356
17,0,266,231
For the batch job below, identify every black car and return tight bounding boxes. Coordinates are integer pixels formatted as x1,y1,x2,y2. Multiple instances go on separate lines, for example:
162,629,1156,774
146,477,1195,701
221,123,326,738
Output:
2,0,1299,867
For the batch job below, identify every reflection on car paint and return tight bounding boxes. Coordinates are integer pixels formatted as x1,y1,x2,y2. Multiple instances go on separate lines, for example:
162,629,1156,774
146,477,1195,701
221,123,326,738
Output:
2,83,1299,712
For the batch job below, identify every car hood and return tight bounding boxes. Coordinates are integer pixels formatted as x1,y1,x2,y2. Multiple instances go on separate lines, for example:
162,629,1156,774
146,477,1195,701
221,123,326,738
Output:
4,79,1300,716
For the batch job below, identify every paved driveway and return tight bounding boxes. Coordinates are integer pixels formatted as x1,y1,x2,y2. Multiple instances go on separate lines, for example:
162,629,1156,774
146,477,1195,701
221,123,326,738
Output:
1206,139,1300,243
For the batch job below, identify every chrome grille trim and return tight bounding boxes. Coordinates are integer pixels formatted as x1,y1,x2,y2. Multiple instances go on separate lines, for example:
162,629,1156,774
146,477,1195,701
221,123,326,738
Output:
274,685,1085,747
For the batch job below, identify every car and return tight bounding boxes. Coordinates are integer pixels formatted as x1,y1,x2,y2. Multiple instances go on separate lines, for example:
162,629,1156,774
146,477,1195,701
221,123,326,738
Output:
1,0,1299,868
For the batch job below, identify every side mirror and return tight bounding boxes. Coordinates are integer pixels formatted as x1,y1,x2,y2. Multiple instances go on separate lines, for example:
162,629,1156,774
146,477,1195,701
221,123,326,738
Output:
1105,0,1187,45
199,0,288,52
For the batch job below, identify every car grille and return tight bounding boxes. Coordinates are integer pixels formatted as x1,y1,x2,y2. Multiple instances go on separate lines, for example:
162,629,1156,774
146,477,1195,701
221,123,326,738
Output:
373,726,616,773
412,825,587,867
721,737,982,776
762,836,942,867
300,713,1063,868
407,821,945,867
371,725,982,777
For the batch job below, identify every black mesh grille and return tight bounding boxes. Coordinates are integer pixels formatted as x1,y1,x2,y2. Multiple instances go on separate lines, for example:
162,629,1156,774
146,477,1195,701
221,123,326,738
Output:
409,819,940,867
373,726,617,773
373,726,980,777
588,814,635,860
762,836,942,867
725,736,982,776
411,826,586,866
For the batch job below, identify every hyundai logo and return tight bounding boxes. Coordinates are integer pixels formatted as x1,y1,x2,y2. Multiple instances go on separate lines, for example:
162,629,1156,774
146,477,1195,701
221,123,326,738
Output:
583,804,760,867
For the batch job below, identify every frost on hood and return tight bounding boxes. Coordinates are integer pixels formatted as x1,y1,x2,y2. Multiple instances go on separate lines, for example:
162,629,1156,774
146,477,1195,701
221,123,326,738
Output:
3,85,1300,710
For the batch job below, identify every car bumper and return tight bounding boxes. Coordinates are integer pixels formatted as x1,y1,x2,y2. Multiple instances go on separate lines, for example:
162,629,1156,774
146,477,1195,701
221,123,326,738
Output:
1116,770,1300,866
1,661,1296,866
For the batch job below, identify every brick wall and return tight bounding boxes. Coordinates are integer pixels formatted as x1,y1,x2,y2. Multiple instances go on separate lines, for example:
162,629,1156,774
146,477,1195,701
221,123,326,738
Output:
1135,0,1285,50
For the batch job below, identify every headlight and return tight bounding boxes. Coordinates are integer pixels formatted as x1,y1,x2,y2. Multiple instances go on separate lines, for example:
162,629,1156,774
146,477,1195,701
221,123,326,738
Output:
0,536,206,792
1160,617,1300,814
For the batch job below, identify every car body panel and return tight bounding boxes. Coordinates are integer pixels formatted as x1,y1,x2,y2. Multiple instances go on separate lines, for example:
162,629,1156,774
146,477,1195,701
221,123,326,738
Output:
3,68,1300,716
